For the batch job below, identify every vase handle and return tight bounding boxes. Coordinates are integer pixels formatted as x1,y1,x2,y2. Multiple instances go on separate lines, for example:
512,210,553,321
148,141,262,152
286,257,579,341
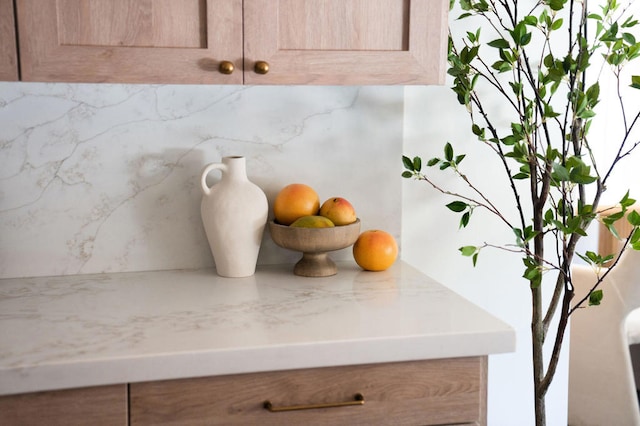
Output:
201,163,228,195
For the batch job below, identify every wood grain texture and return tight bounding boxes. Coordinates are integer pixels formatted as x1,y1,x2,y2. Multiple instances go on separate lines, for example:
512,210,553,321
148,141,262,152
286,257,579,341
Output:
130,357,487,426
278,0,408,51
16,0,243,84
57,0,206,48
244,0,448,85
0,0,18,80
0,385,128,426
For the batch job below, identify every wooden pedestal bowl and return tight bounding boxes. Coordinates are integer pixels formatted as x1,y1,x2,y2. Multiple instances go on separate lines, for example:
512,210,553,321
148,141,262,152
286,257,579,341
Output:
269,219,361,277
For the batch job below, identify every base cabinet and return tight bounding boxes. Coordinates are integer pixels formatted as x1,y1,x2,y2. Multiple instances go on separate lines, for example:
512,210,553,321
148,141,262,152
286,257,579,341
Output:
130,357,487,426
0,357,486,425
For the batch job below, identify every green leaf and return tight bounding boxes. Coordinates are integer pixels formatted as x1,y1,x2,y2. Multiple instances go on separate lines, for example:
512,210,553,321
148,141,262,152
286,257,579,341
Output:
606,222,622,240
413,156,422,172
427,157,440,167
551,18,564,31
488,38,510,49
447,201,468,212
402,155,415,171
552,163,571,181
622,16,638,28
577,250,614,266
460,211,470,228
603,211,625,225
620,190,635,208
589,289,604,306
459,246,477,256
628,210,640,226
586,82,600,106
632,75,640,90
623,32,637,45
546,0,566,12
444,143,454,162
401,171,413,178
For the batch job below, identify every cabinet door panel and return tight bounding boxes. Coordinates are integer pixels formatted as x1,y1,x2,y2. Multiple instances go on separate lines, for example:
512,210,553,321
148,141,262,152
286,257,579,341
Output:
278,0,408,51
16,0,243,84
57,0,206,48
0,385,127,426
245,0,447,85
0,0,18,81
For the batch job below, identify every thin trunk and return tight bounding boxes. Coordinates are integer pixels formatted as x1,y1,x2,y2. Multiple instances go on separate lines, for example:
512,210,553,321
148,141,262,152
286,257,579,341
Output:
532,284,546,426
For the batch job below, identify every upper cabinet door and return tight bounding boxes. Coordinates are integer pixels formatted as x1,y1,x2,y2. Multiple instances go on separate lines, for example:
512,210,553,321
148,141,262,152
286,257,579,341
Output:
16,0,243,84
244,0,448,85
0,0,18,81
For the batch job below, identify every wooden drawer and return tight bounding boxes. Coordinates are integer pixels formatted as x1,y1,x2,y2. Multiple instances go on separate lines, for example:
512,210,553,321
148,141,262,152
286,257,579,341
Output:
0,384,127,426
130,357,487,426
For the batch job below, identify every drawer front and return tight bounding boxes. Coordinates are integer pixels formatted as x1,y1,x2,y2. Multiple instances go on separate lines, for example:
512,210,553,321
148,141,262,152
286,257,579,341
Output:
0,384,127,426
130,357,487,426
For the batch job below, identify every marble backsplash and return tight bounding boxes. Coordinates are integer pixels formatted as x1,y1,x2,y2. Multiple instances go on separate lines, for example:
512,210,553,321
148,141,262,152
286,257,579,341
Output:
0,83,403,279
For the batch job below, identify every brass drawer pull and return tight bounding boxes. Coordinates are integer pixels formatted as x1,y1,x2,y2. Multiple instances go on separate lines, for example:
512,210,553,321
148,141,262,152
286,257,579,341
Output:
263,393,364,412
254,61,270,75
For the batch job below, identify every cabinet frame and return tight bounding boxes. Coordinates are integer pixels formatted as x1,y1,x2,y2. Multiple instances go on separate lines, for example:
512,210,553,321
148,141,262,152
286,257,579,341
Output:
0,0,18,80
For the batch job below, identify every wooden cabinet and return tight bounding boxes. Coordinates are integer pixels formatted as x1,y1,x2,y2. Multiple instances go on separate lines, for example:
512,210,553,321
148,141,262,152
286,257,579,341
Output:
0,357,486,425
0,0,18,80
13,0,447,85
0,385,128,426
130,357,487,426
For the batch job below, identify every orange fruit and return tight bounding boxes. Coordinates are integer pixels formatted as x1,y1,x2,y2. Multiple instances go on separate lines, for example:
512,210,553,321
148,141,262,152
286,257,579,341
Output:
352,230,398,271
273,183,320,225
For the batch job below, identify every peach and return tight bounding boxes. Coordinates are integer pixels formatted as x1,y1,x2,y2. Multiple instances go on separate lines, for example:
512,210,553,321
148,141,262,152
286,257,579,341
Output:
319,197,357,226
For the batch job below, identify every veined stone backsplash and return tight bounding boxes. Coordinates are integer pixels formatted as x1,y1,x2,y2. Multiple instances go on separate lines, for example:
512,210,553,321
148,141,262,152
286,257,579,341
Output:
0,83,403,279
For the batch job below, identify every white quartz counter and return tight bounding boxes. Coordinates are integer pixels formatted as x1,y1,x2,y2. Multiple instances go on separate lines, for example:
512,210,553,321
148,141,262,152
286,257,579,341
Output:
0,261,515,396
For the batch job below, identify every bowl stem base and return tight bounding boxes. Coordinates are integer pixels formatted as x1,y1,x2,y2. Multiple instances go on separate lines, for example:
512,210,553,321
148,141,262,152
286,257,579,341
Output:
294,252,337,277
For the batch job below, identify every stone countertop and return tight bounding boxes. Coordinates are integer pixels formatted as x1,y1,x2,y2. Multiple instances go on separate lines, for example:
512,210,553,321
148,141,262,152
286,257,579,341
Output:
0,261,515,396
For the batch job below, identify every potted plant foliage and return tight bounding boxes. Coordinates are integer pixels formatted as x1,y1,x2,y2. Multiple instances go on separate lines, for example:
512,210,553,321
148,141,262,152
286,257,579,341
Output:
403,0,640,423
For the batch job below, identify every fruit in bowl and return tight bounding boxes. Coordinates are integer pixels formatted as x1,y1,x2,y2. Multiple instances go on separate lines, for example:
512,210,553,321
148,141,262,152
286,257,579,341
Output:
319,197,357,226
273,183,320,225
290,215,335,228
269,219,361,277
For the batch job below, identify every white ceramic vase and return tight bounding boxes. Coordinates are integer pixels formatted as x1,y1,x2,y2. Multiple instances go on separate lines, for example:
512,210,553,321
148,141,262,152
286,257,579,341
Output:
200,156,268,277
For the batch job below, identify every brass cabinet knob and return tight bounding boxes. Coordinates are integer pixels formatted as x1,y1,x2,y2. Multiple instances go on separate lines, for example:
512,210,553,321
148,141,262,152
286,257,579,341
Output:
254,61,270,75
218,61,235,75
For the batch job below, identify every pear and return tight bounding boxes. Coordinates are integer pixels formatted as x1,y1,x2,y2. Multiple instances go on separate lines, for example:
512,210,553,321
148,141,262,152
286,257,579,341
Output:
290,215,335,228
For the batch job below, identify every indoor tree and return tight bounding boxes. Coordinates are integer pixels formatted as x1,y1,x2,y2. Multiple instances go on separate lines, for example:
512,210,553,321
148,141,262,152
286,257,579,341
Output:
403,0,640,424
